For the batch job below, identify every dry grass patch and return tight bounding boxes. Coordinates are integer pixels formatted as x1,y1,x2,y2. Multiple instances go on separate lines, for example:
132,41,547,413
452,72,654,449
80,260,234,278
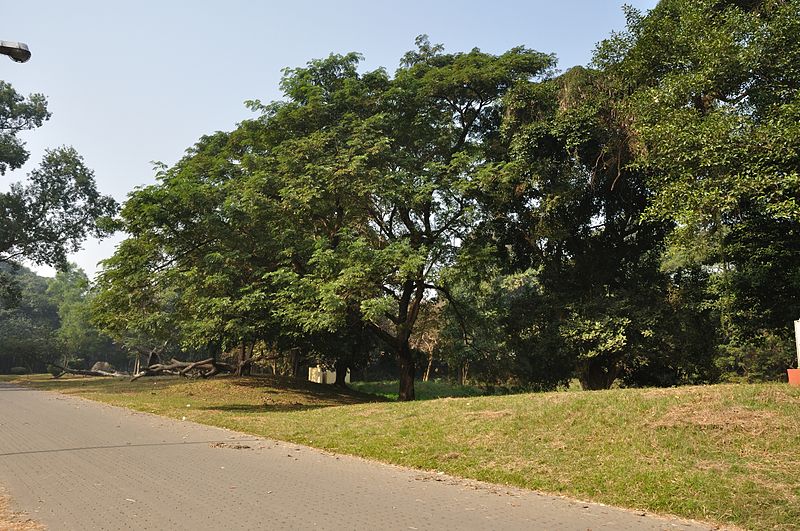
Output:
650,403,780,433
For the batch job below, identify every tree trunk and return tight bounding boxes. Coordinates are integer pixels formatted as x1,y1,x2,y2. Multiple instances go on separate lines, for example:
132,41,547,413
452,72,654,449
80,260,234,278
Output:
334,359,348,387
130,357,236,381
290,349,301,379
578,356,620,390
243,342,254,376
457,362,469,385
146,349,161,367
397,341,416,401
235,343,252,377
423,351,434,382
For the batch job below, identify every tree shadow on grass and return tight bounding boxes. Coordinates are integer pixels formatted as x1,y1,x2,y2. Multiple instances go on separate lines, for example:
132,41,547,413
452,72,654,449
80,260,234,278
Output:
197,402,331,413
17,374,390,409
229,376,389,406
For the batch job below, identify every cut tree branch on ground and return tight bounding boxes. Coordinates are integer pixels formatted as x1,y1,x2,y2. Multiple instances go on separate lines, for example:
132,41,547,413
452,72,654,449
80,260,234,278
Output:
49,364,128,379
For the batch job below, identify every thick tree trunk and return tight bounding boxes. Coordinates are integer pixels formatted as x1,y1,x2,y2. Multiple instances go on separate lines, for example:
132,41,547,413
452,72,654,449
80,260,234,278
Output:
290,349,301,379
235,343,253,376
578,356,620,390
334,359,348,387
245,343,254,375
457,362,469,385
397,341,416,401
146,349,161,367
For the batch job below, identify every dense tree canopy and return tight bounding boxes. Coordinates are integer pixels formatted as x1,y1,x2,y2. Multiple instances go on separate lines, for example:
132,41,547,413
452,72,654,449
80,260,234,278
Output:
597,0,800,379
93,0,800,397
0,264,125,374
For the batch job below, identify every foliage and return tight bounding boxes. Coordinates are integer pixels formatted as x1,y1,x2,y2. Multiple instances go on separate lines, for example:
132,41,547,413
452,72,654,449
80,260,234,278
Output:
0,264,124,373
0,81,117,268
0,264,60,372
47,264,122,368
594,0,800,380
0,147,118,267
96,41,554,398
0,81,49,175
93,3,800,393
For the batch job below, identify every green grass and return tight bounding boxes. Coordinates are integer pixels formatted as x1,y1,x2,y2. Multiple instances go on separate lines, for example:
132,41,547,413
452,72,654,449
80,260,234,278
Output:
7,374,800,530
349,379,487,400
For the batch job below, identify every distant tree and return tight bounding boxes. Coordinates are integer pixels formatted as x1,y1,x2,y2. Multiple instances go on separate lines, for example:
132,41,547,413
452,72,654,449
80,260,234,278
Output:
0,81,117,269
0,264,60,373
47,264,122,369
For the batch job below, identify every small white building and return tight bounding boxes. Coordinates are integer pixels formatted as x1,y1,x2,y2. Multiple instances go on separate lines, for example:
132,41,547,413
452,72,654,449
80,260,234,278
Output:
308,366,350,384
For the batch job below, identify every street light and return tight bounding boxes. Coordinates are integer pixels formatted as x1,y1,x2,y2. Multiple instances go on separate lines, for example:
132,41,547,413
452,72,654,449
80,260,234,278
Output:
0,41,31,63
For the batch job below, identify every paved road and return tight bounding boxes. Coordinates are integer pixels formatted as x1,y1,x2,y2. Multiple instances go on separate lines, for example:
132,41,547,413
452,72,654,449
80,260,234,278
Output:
0,383,714,531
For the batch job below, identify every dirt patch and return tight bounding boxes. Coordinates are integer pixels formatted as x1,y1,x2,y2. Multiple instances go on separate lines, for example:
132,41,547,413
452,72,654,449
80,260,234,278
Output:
650,404,779,434
0,490,44,531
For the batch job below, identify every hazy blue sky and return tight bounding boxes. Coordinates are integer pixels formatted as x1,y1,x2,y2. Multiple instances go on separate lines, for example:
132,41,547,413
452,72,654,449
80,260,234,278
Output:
2,0,658,279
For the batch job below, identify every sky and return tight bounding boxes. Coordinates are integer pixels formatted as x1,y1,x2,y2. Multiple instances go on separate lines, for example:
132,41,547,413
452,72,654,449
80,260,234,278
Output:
2,0,658,280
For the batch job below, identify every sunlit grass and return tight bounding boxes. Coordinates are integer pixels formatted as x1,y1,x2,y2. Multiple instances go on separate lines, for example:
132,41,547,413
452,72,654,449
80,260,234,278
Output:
349,379,487,400
8,374,800,530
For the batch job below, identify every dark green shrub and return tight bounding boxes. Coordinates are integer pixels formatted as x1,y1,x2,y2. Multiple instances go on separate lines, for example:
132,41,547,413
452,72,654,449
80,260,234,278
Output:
716,331,795,382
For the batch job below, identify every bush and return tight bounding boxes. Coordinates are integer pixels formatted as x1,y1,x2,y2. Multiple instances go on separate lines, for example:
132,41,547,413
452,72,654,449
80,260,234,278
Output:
716,331,795,382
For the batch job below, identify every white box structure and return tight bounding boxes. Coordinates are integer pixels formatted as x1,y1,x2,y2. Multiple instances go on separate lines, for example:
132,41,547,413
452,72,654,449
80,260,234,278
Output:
308,366,350,384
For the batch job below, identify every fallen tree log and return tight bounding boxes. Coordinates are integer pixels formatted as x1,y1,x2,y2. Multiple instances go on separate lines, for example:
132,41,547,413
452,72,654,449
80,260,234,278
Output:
130,358,236,381
50,364,128,379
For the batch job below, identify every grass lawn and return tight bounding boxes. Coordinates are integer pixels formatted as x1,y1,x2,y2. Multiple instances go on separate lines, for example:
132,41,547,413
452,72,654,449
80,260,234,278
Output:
349,379,487,400
5,374,799,530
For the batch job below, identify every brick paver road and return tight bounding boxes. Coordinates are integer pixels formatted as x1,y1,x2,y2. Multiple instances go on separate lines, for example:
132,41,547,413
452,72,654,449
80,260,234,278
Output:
0,383,714,530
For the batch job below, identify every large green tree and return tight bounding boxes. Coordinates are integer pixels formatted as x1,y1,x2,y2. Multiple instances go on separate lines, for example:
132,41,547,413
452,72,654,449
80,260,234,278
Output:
595,0,800,379
470,63,700,390
260,40,554,399
95,42,554,399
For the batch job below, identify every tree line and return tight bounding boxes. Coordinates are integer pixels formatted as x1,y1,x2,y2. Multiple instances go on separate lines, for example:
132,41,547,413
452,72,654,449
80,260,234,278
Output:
3,0,799,399
0,263,126,374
